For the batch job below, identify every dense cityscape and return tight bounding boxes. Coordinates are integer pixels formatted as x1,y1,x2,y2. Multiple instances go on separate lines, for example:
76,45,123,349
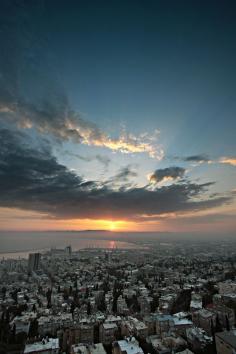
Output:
1,239,236,354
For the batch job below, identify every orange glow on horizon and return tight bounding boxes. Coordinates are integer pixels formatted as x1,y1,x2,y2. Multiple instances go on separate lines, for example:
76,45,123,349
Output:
73,219,134,232
0,208,138,231
0,207,235,233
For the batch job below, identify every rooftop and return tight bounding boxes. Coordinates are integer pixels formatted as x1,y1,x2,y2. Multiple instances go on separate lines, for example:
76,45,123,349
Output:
117,338,143,354
24,338,59,353
216,330,236,349
72,343,106,354
103,322,117,330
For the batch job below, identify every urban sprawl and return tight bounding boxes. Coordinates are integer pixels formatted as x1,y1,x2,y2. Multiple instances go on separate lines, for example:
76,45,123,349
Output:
0,239,236,354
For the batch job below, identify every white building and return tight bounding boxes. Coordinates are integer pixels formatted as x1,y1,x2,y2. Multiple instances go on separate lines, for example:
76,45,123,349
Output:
112,337,143,354
24,338,59,354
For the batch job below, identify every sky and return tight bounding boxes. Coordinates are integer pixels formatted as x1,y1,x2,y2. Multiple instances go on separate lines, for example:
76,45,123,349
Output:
0,0,235,233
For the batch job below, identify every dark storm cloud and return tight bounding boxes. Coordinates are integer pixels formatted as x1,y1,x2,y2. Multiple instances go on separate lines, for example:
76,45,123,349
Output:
174,154,236,167
111,166,138,183
149,167,185,184
104,166,138,190
0,128,84,201
183,155,211,163
0,128,231,220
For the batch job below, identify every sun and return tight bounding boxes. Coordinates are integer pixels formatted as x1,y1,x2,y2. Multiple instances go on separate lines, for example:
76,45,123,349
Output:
109,221,117,231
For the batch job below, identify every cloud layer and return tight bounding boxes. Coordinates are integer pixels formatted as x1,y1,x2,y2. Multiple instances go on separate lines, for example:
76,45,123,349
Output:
219,157,236,167
149,167,185,184
183,155,210,163
0,92,164,160
180,154,236,167
0,1,163,161
0,128,231,221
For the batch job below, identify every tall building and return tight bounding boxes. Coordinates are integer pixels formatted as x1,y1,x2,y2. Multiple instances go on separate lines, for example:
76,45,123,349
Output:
28,253,41,272
65,245,72,256
99,323,118,345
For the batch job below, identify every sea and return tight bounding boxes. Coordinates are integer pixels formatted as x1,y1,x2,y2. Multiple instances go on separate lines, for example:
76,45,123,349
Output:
0,230,234,259
0,231,144,259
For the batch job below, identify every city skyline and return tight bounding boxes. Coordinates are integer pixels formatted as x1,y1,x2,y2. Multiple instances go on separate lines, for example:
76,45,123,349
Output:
0,1,236,233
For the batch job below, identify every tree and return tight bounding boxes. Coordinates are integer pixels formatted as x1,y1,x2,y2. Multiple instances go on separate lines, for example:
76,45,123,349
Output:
150,295,159,313
63,289,69,301
225,315,230,331
102,280,110,293
1,287,6,301
46,288,52,308
73,289,79,306
69,286,73,295
98,294,106,312
32,304,36,312
11,289,18,304
171,289,191,314
112,281,122,313
87,301,91,315
215,314,222,333
29,319,38,338
70,302,75,316
74,278,78,289
128,295,140,313
85,287,89,298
